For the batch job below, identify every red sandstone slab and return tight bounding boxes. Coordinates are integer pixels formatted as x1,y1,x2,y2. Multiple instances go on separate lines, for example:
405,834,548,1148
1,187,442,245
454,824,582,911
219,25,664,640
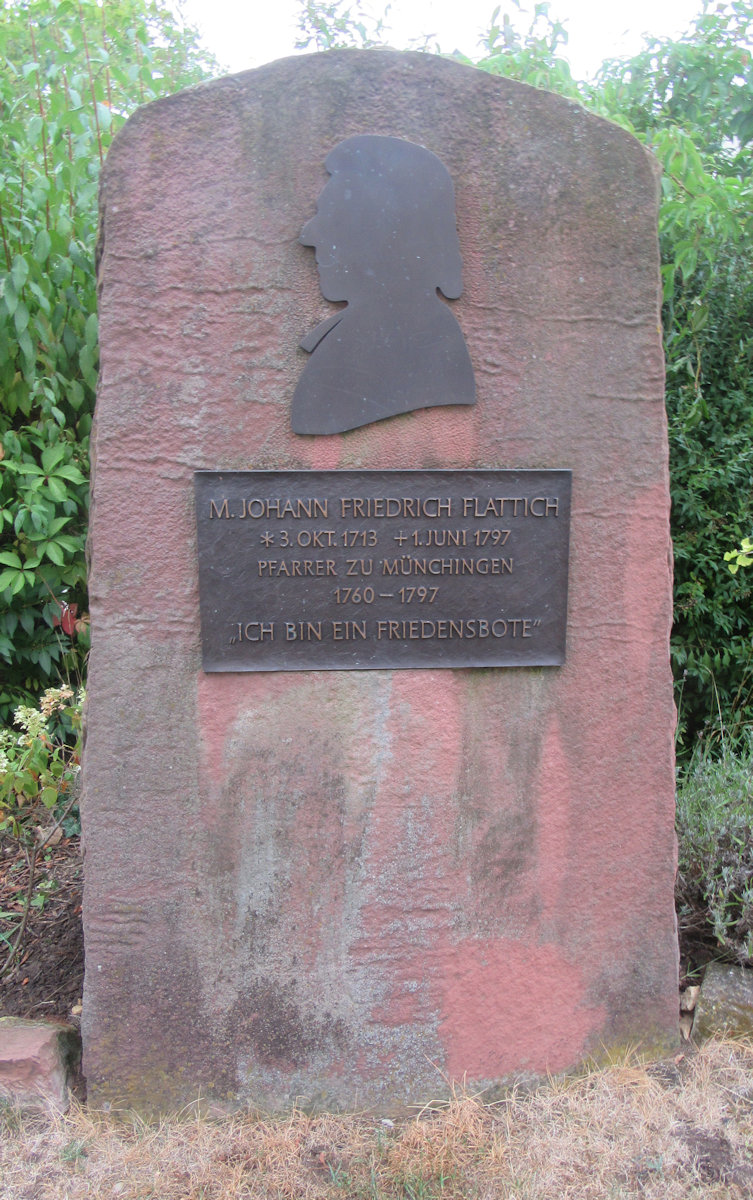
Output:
83,49,677,1113
0,1018,78,1110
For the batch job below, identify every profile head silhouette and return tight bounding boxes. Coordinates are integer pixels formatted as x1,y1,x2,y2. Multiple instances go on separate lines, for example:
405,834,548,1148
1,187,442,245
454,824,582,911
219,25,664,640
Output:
292,134,475,436
300,135,464,303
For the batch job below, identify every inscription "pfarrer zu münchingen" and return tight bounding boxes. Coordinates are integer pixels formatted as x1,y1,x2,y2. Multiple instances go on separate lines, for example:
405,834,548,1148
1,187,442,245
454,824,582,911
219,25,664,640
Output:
194,470,571,671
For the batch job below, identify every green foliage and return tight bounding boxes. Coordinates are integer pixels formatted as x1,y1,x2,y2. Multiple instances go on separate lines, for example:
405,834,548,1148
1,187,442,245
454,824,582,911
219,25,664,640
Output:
59,1138,89,1163
676,736,753,966
725,537,753,574
0,682,83,975
0,0,217,719
0,684,83,843
296,0,389,51
475,1,581,98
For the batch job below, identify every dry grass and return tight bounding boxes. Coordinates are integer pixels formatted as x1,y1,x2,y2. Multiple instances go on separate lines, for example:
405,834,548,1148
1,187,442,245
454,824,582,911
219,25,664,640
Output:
3,1038,753,1198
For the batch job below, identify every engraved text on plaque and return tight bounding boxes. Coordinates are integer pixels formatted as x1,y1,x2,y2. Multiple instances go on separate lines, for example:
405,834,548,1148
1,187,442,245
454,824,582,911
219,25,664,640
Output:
194,470,571,671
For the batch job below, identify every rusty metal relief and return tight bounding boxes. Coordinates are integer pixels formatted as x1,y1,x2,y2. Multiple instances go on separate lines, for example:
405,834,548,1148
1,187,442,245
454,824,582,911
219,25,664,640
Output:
292,136,475,435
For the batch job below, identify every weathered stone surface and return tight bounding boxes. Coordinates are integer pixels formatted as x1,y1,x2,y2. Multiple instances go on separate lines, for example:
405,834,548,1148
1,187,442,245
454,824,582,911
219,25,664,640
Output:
693,964,753,1040
83,49,678,1113
0,1017,79,1110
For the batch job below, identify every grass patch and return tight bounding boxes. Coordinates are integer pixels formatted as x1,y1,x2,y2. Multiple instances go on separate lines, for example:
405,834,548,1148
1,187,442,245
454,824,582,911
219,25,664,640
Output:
676,734,753,970
2,1039,753,1198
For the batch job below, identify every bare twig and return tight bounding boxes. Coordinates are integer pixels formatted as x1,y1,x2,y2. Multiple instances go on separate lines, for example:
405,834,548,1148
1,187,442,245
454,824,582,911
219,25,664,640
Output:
0,843,37,978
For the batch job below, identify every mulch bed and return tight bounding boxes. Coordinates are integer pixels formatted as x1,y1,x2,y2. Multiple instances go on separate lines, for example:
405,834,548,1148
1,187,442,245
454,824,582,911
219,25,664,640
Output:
0,835,83,1022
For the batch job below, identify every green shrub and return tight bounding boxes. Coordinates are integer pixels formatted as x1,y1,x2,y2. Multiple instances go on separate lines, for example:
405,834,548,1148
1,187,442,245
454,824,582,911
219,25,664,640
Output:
0,683,83,843
676,735,753,968
0,682,83,974
0,0,217,720
666,242,753,752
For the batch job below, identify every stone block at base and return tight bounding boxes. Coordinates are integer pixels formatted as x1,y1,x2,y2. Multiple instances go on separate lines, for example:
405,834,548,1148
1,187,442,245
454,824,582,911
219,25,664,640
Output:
693,964,753,1040
0,1017,79,1110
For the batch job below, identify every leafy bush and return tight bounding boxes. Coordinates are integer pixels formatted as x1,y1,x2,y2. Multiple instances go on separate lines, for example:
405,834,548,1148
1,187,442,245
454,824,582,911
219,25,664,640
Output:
0,0,217,720
473,1,582,98
0,682,83,973
725,538,753,574
676,736,753,968
0,683,83,844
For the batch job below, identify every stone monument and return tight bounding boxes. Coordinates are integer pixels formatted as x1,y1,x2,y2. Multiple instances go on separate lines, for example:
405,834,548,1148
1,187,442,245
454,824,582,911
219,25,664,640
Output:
83,50,678,1112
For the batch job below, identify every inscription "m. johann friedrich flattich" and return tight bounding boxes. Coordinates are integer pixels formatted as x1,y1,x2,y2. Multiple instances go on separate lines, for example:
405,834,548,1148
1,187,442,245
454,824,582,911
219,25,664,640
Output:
206,494,560,521
194,470,571,671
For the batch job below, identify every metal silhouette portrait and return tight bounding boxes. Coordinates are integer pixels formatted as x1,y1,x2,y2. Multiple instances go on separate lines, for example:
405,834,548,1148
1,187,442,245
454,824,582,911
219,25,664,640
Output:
291,135,475,435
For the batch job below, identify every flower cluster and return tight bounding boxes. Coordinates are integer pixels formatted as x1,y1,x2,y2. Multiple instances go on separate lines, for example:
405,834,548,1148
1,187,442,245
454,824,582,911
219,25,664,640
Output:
0,688,84,842
12,705,47,744
39,685,75,719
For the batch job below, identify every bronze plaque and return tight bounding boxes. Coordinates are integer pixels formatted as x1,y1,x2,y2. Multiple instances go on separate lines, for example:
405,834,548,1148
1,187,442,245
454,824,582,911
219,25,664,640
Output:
194,470,571,671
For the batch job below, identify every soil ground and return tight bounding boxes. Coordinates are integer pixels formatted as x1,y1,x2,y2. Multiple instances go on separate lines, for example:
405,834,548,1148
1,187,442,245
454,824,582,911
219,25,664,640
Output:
0,834,83,1022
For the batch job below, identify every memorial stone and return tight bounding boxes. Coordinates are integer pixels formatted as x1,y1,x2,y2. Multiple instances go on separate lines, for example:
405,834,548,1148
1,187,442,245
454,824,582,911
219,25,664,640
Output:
83,49,678,1112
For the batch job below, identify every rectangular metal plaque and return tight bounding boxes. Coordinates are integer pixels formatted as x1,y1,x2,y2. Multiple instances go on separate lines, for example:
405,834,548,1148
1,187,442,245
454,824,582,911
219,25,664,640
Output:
194,470,571,671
